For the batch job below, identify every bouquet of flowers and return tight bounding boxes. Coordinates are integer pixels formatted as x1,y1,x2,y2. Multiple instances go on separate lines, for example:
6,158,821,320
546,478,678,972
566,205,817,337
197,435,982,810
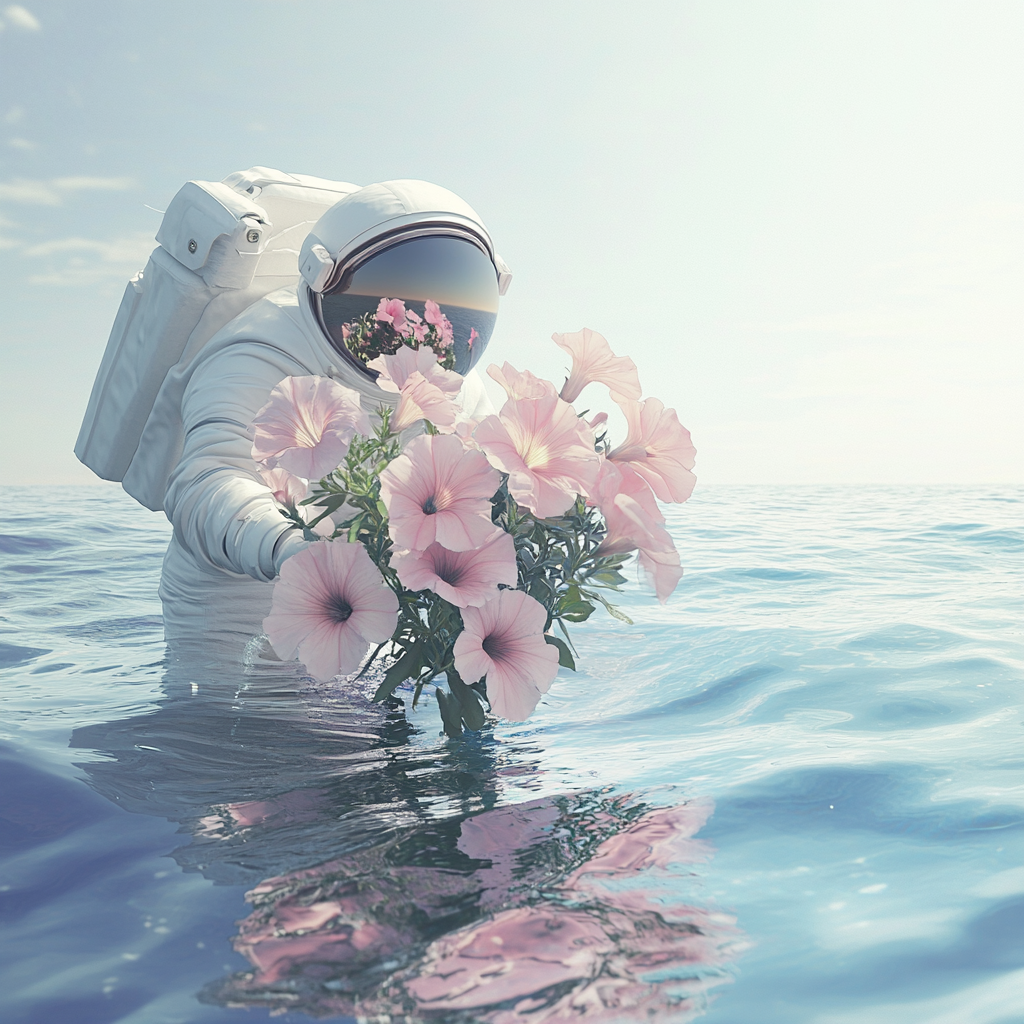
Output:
251,298,695,736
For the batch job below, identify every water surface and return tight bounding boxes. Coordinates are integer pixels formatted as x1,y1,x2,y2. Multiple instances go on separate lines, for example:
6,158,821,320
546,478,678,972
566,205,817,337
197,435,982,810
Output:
1,485,1021,1023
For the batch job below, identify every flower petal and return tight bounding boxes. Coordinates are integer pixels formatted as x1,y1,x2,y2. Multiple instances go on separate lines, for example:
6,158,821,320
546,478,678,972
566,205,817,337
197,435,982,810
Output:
252,376,371,481
453,590,559,722
474,396,600,518
609,397,696,504
263,541,398,680
381,434,499,552
553,329,642,404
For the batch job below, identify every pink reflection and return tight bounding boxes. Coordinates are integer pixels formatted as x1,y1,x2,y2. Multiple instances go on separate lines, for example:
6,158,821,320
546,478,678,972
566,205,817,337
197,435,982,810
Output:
193,788,332,837
565,800,715,884
205,793,746,1021
237,894,409,984
458,797,562,902
408,906,612,1009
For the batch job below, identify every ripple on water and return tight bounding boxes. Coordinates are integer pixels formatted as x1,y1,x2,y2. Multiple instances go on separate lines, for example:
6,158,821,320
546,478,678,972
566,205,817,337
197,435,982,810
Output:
0,642,50,668
63,616,165,641
0,484,1021,1024
708,765,1024,843
0,534,73,555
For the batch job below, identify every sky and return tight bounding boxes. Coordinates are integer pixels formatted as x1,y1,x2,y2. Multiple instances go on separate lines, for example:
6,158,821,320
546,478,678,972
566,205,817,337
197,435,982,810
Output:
0,0,1021,487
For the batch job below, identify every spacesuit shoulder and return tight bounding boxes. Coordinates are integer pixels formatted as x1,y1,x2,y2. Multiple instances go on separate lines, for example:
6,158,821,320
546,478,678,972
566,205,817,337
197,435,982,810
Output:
121,285,331,511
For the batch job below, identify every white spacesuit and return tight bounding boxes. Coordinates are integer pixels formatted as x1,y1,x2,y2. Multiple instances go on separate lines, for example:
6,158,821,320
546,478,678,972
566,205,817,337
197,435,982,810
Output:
76,171,509,638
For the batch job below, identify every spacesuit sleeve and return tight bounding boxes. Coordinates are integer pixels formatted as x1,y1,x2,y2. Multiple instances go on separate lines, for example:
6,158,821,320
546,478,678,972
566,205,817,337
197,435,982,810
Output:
163,340,310,582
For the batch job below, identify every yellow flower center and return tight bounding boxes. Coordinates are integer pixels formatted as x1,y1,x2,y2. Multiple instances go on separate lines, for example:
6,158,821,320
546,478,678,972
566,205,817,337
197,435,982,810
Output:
519,435,550,470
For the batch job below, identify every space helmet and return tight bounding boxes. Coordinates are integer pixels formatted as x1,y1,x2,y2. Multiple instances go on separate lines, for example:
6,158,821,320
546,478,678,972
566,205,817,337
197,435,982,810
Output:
299,180,511,375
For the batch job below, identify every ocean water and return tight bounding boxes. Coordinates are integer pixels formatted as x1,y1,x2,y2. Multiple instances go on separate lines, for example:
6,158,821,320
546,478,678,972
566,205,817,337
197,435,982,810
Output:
0,484,1021,1024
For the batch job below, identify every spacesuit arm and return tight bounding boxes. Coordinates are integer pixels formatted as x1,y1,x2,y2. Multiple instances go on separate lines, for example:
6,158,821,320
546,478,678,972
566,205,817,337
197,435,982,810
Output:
163,340,312,582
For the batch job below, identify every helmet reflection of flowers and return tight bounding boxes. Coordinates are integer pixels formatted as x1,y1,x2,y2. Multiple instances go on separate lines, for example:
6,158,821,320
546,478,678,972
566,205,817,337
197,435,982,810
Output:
300,180,511,378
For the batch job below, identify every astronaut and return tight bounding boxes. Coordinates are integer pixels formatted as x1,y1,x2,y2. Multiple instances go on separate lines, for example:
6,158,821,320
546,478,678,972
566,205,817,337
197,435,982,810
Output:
76,174,509,639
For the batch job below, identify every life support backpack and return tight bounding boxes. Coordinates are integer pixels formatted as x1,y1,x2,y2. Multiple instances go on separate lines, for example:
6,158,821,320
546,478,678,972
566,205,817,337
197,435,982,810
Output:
75,167,358,489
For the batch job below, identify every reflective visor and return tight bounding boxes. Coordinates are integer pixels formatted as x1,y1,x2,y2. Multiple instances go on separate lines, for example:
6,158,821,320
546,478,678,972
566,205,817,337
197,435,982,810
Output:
319,234,499,374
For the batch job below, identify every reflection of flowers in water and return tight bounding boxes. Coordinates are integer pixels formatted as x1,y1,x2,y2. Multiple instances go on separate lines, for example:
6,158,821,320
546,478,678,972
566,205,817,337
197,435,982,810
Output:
202,793,746,1021
410,803,742,1023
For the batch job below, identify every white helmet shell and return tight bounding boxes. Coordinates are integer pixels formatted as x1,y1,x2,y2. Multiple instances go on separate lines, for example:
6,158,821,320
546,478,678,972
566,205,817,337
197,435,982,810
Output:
299,179,511,295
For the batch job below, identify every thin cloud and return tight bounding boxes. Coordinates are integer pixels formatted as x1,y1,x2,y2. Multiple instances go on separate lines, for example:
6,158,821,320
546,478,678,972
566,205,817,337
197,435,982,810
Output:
8,137,36,151
52,176,135,191
4,105,26,124
3,5,41,30
25,231,155,286
0,211,19,249
0,175,136,205
25,235,144,258
0,178,60,204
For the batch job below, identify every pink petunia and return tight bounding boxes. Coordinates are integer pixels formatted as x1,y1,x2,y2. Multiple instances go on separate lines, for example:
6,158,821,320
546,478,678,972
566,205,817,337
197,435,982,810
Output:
375,297,412,336
486,361,557,401
592,460,683,603
258,465,307,509
553,328,643,404
451,416,483,453
438,317,454,348
474,394,601,518
252,376,371,481
367,344,462,398
263,541,399,681
423,299,445,328
609,397,697,503
391,373,459,433
639,546,684,604
379,433,500,552
453,589,559,721
391,531,517,608
591,460,667,555
258,466,333,537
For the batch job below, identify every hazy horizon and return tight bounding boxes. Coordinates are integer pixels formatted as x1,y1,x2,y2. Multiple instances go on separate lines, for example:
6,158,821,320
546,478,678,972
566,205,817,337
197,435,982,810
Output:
1,1,1020,486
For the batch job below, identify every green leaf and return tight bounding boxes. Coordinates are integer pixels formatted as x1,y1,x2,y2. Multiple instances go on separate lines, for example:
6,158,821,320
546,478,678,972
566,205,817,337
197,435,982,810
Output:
544,634,576,670
558,601,595,622
303,492,350,513
448,675,487,733
372,644,422,702
590,570,627,587
435,687,463,738
448,675,487,731
347,515,365,543
584,589,634,625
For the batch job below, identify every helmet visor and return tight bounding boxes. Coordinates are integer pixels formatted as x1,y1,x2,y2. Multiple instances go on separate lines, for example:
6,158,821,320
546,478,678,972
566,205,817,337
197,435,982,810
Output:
319,234,499,375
